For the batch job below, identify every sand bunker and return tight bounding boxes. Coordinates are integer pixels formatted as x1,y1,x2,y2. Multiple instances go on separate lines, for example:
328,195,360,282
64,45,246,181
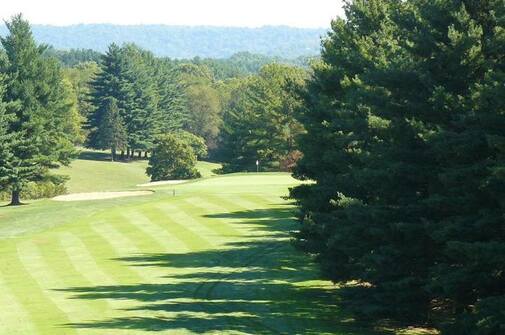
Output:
53,191,154,202
136,180,187,187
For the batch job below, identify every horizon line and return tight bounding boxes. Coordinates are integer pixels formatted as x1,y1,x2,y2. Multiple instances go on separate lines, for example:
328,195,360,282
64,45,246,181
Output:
13,23,331,30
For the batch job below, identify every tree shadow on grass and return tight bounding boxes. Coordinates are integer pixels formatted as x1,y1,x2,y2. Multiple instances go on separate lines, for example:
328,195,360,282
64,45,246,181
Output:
59,206,390,334
78,150,142,163
77,150,112,162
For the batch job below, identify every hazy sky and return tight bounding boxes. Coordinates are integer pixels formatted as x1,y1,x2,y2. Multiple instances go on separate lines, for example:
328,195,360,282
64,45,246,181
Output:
1,0,345,28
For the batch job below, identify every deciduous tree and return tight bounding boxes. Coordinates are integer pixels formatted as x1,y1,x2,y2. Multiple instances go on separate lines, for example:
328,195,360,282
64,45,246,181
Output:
146,134,201,181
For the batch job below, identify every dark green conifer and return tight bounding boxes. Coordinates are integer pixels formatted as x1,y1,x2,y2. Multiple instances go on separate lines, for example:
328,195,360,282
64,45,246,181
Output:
96,98,127,161
292,0,505,331
0,14,75,205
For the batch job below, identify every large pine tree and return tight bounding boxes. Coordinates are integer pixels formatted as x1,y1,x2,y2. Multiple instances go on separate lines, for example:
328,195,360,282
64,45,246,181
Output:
0,74,16,197
0,15,76,205
88,43,133,150
89,43,183,158
154,59,187,133
96,97,127,161
292,0,505,332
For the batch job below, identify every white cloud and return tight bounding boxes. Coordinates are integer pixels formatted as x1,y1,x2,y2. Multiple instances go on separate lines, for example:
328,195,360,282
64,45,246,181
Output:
0,0,345,28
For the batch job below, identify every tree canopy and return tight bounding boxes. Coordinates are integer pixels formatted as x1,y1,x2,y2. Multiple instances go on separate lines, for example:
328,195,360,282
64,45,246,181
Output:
291,0,505,332
0,14,77,205
146,133,201,181
219,64,306,172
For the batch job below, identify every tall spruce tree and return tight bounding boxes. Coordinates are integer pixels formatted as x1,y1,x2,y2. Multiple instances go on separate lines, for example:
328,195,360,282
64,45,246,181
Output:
88,43,133,151
292,0,505,332
154,59,188,133
0,74,16,196
96,98,127,161
0,15,75,205
120,44,159,155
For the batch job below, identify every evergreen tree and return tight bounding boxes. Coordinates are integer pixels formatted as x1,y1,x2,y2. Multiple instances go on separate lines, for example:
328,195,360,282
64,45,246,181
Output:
0,74,16,197
119,44,159,155
292,0,505,332
0,15,75,205
88,43,133,150
154,59,187,133
89,44,184,158
96,98,127,161
219,64,306,172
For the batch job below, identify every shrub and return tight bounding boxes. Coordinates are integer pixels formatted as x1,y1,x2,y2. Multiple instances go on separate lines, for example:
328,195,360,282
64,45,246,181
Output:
0,175,68,201
174,130,208,159
146,134,201,181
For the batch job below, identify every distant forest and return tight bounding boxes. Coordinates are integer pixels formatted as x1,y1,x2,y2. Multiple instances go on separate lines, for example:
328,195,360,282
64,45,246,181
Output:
44,48,315,79
0,24,326,58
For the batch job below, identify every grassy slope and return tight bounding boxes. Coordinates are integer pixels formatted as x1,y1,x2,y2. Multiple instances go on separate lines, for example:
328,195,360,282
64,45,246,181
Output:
0,173,383,335
55,149,221,193
0,151,428,335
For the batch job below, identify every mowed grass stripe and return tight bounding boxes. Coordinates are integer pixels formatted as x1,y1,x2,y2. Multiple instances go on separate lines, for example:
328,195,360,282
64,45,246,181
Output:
38,234,110,314
246,193,289,206
58,232,132,312
182,196,243,237
59,232,117,284
156,202,231,245
214,194,266,211
72,223,143,284
141,206,213,251
106,213,170,253
90,222,167,282
0,275,38,334
208,194,294,239
118,209,188,255
17,241,95,334
0,246,70,334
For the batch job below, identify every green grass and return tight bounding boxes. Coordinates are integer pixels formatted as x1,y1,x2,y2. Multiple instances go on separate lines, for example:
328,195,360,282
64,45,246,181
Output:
0,149,431,335
55,149,222,193
0,171,388,335
0,150,397,334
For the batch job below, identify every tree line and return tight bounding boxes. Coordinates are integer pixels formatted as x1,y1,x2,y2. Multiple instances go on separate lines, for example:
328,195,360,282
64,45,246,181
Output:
83,39,307,171
0,14,307,203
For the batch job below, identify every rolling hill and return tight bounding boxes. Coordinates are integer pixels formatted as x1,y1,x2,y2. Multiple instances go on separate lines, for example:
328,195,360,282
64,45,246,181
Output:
0,24,327,59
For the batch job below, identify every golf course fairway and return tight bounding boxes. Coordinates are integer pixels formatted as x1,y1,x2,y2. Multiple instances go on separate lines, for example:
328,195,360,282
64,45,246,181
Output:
0,173,378,335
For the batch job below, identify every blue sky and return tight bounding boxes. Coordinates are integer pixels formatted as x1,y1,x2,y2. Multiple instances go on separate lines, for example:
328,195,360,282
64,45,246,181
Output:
1,0,345,28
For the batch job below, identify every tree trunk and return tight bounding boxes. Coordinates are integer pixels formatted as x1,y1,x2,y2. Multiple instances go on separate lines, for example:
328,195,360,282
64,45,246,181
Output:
144,151,148,159
138,151,141,158
10,189,21,206
120,150,125,160
126,148,130,160
111,148,116,162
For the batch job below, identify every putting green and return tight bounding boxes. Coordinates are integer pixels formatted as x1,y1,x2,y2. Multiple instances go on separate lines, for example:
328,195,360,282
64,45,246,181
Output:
0,173,379,335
